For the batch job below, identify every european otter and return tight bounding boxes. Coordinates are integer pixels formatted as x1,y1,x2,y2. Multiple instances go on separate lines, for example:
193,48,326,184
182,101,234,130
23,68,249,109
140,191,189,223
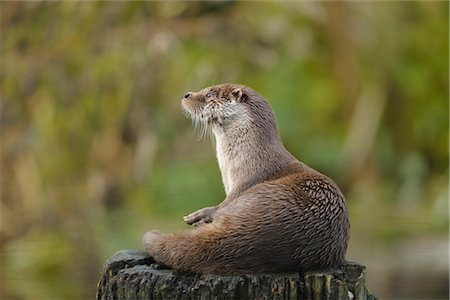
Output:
143,83,349,273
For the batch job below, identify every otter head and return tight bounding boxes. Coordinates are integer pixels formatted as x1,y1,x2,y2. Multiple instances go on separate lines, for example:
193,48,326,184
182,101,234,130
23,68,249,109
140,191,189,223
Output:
181,83,278,139
182,83,288,194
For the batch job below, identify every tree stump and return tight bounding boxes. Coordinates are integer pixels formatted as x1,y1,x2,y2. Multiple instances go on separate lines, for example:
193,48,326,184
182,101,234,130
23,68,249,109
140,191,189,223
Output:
97,250,376,300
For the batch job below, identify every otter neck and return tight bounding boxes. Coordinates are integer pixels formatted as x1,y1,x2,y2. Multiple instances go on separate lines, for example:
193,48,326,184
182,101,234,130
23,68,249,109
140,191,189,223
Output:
212,122,296,195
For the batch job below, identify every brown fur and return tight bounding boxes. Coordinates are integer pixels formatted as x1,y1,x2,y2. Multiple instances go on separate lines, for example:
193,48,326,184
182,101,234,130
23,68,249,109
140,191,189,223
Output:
144,84,349,274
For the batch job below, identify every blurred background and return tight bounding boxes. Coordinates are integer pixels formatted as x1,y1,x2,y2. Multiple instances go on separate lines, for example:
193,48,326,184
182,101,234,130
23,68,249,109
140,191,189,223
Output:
1,2,448,299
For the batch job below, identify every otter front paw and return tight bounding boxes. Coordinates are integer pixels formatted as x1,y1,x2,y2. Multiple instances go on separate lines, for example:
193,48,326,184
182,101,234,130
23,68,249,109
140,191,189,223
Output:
183,206,216,226
143,230,161,253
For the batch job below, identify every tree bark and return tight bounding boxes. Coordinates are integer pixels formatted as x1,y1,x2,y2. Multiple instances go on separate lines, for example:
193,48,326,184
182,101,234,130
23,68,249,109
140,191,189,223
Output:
97,250,376,300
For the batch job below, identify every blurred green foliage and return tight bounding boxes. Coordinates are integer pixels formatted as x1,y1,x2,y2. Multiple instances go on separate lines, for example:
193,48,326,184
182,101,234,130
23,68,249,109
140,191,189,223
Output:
1,2,448,299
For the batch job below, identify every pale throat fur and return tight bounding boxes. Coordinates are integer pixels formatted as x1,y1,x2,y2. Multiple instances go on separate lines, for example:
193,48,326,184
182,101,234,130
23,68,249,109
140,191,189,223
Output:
182,83,297,195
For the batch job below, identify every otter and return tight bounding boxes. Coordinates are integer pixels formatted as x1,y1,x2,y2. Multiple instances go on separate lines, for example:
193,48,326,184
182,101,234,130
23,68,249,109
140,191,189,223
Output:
143,83,349,273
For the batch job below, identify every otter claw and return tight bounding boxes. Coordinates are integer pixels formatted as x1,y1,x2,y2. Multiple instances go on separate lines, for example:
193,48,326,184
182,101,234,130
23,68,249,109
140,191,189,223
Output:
192,218,213,227
184,207,216,225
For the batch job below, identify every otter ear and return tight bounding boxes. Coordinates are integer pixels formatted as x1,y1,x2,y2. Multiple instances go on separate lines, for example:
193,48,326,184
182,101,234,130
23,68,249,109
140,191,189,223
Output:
231,88,243,101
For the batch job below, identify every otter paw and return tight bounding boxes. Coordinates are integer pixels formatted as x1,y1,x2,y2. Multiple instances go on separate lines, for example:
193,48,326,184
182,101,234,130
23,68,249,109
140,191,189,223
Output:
143,230,161,252
183,206,216,226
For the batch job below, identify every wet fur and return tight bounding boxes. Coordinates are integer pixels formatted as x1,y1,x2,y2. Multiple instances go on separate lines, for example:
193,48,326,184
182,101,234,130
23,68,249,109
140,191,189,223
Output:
144,83,349,273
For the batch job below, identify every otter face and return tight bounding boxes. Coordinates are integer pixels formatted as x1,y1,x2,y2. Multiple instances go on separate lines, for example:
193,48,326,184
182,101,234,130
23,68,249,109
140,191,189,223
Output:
181,84,248,128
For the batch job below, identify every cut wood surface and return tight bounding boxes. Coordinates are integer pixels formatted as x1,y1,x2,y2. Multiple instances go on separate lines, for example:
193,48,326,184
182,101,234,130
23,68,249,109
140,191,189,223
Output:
97,250,376,300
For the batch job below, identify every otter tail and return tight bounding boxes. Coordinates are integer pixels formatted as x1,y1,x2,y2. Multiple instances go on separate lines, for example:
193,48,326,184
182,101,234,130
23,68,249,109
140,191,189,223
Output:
143,212,302,273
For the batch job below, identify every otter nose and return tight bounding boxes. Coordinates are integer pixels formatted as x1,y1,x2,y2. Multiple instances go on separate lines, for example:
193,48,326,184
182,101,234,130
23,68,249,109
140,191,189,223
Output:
183,92,193,99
